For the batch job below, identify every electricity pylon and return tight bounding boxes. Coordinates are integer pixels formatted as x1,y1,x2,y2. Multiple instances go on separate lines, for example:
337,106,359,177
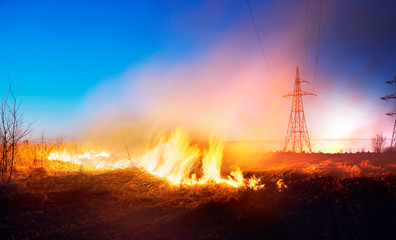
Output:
283,66,316,152
380,76,396,149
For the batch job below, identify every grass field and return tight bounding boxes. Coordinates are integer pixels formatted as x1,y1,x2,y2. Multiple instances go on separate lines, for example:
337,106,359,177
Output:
1,152,396,239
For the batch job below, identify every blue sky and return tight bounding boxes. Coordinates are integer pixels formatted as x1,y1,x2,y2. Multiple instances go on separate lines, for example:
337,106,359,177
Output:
0,0,247,135
0,0,395,142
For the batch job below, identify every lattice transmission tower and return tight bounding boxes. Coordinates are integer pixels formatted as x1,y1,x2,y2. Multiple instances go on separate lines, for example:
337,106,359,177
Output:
283,67,316,152
380,76,396,149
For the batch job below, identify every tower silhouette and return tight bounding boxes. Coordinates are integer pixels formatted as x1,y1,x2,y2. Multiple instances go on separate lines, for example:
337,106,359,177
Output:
283,67,315,152
391,118,396,149
380,76,396,149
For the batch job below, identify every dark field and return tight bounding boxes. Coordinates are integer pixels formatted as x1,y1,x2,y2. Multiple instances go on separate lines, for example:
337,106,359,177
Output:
1,153,396,239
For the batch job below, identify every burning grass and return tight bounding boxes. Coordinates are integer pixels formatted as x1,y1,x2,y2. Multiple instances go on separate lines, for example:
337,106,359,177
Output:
1,128,396,239
14,129,265,189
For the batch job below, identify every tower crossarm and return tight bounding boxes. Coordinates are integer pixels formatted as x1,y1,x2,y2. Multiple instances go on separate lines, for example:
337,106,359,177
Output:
385,79,396,85
297,79,311,84
381,93,396,101
282,93,294,98
301,91,316,96
382,75,396,148
282,91,316,98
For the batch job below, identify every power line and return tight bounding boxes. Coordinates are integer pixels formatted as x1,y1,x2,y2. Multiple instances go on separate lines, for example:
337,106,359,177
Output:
315,94,389,117
381,76,396,148
305,97,394,126
314,82,387,106
283,83,394,121
312,0,323,93
305,0,309,82
285,80,388,113
245,0,277,92
284,81,395,124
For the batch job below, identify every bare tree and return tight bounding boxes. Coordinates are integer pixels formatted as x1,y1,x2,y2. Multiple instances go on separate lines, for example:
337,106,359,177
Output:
0,79,33,183
371,133,387,153
0,92,11,182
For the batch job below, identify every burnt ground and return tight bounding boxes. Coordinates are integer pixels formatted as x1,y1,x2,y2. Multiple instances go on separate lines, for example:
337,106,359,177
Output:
1,155,396,239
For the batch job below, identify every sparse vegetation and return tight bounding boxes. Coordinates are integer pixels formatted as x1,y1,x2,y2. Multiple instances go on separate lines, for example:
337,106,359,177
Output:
384,145,396,153
0,80,32,183
371,133,387,153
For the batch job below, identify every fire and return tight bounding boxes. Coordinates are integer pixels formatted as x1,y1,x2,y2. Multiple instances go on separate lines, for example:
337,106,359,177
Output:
201,136,223,183
247,175,264,190
48,151,110,165
135,129,263,188
276,179,287,191
48,129,264,189
48,150,132,170
136,129,200,184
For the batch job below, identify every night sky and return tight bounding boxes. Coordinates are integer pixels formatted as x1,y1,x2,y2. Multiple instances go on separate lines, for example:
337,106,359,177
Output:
0,0,395,147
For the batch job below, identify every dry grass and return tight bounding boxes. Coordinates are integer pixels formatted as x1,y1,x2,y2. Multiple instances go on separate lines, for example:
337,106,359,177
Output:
1,148,396,239
1,166,252,239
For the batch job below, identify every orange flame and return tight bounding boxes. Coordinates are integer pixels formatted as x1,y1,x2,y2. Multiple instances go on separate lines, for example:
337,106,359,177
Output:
48,128,264,189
